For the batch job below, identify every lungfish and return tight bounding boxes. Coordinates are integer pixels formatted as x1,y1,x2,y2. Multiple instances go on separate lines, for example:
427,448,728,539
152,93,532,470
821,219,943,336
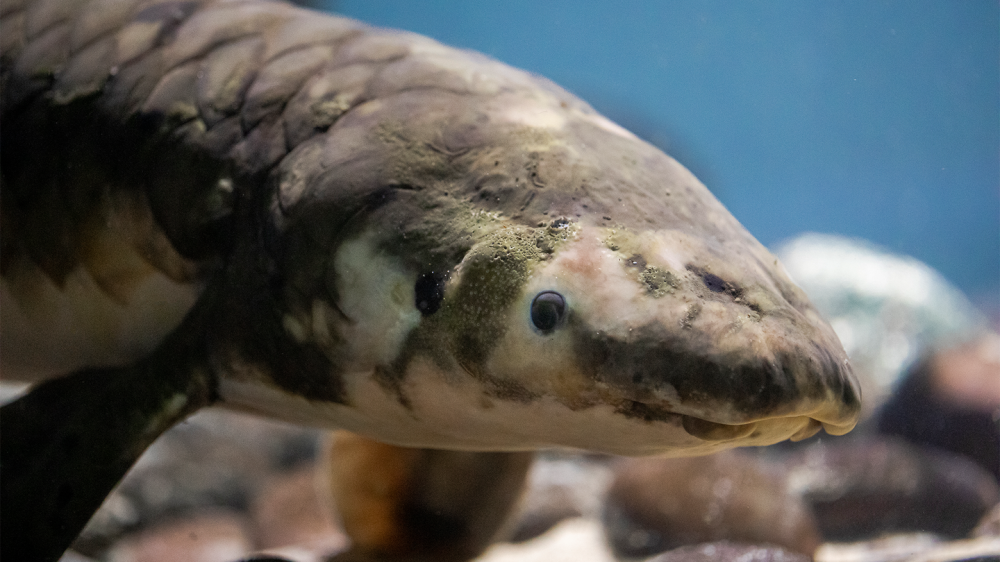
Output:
0,1,860,559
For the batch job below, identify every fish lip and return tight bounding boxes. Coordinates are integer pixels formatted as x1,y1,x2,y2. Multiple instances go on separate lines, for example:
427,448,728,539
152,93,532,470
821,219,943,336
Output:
619,396,855,443
680,414,758,441
616,398,760,442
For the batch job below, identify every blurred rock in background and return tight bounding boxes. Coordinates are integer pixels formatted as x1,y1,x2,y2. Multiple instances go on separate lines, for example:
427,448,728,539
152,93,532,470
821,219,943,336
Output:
602,451,822,558
71,408,324,558
877,333,1000,481
776,233,990,422
783,437,999,541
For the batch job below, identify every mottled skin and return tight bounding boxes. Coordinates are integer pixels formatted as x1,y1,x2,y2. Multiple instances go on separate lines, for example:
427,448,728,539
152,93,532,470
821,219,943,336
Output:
0,0,860,560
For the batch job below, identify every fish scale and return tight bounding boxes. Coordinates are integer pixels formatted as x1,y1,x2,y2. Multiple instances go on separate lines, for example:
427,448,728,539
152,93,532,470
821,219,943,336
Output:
0,1,860,560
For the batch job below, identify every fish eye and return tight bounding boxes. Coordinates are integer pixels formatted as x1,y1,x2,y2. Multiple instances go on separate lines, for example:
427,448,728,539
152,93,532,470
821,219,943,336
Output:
530,291,566,333
415,273,444,315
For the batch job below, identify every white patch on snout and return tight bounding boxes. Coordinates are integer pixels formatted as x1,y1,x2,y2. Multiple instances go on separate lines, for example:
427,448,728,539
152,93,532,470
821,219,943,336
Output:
329,231,421,369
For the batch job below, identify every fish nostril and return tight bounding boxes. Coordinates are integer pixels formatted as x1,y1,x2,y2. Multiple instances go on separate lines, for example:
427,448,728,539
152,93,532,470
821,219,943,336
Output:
702,272,728,293
686,265,745,300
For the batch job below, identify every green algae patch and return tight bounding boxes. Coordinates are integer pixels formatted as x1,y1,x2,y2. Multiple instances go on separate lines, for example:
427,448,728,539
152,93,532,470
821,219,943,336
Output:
429,219,579,383
640,266,678,298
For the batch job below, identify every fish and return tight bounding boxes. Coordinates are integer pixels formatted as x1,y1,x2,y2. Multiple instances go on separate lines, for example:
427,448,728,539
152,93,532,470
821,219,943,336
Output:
0,0,861,559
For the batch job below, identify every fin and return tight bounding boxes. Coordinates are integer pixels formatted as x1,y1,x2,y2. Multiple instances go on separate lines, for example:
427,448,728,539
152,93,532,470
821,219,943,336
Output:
0,343,215,561
324,431,533,561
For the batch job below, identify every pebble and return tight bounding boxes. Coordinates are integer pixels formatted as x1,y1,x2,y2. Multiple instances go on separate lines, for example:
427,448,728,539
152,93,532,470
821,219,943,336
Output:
602,451,821,558
105,511,253,562
76,408,321,555
475,518,614,562
506,452,614,543
973,503,1000,538
249,466,348,553
877,332,1000,481
784,437,1000,540
646,542,811,562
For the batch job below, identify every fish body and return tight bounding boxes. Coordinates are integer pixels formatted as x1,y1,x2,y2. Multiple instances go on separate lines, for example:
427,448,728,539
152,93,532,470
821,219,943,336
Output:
0,0,860,558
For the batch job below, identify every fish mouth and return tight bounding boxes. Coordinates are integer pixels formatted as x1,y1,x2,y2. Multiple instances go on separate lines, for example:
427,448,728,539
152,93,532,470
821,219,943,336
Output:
680,415,759,441
616,397,854,444
679,415,837,442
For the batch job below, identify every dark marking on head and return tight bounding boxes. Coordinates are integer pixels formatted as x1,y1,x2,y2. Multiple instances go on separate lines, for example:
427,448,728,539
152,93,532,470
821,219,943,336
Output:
55,483,73,510
615,401,679,423
372,362,412,410
268,340,348,404
456,359,540,404
687,265,743,299
245,303,348,404
415,272,445,315
572,324,817,417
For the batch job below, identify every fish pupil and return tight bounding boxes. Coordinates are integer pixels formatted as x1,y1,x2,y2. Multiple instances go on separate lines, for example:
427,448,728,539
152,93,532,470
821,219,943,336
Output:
531,291,566,333
415,273,444,315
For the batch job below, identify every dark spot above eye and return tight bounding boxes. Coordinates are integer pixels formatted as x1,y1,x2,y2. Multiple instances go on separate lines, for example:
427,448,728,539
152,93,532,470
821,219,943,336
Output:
687,266,743,298
531,291,566,333
415,273,445,315
702,273,728,293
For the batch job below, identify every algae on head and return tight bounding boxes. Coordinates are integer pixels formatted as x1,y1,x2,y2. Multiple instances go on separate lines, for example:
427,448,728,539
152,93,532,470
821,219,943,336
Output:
640,267,678,298
433,219,581,371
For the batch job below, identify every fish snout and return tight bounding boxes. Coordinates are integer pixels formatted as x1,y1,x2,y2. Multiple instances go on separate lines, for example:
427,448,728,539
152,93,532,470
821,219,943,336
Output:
571,301,861,445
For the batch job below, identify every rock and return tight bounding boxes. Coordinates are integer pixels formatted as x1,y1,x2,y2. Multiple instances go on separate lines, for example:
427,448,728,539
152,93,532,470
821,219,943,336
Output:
878,332,1000,481
506,452,614,543
250,465,349,553
602,451,821,558
646,542,811,562
814,534,1000,562
973,503,1000,538
785,437,1000,540
775,234,989,422
75,409,321,555
105,511,252,562
475,518,615,562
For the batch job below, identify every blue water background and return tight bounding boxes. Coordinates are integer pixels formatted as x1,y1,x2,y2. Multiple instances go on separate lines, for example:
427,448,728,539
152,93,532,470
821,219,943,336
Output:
325,1,999,307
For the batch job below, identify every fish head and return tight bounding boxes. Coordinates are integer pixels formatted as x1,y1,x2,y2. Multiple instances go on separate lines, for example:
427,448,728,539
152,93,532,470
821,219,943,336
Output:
251,86,860,456
417,219,860,455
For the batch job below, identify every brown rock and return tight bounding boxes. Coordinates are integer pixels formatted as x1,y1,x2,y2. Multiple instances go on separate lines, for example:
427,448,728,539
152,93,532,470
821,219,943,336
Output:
77,408,321,554
106,511,252,562
973,503,1000,538
250,464,349,553
506,452,614,543
785,437,1000,540
878,332,1000,481
646,542,811,562
602,451,821,558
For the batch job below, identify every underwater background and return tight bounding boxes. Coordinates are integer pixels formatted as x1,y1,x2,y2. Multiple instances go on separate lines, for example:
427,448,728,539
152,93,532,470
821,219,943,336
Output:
321,0,999,317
